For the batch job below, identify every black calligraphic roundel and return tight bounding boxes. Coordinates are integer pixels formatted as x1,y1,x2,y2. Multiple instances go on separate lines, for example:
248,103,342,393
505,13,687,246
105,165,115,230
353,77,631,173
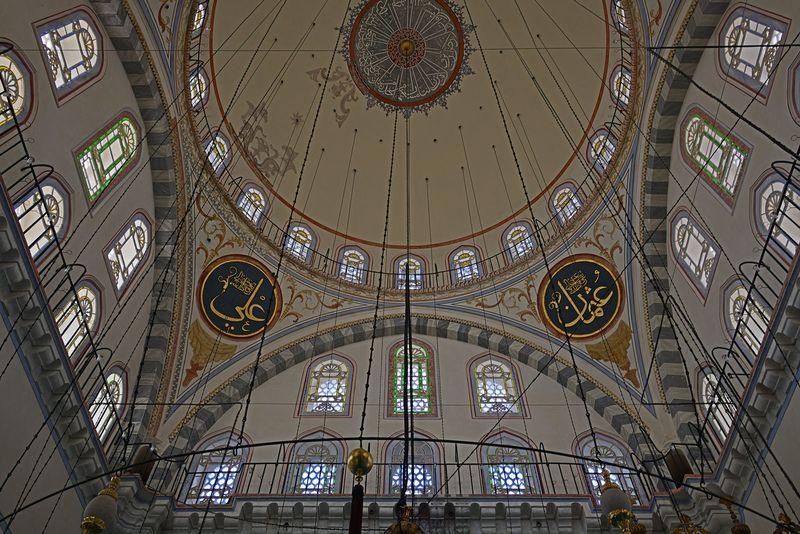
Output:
197,255,282,339
537,254,624,340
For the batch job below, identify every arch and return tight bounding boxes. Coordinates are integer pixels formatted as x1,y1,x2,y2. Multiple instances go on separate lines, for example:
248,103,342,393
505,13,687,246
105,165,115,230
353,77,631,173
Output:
574,431,643,504
502,221,535,261
88,366,126,443
54,280,101,360
449,246,481,284
670,210,720,299
698,367,735,445
236,184,268,226
337,246,369,284
790,55,800,125
395,254,425,290
387,339,438,418
180,431,249,505
550,183,583,226
105,212,151,295
610,0,630,35
752,171,800,260
285,223,316,262
284,430,344,495
480,430,540,495
588,129,616,173
383,430,440,496
610,65,632,108
191,0,210,38
189,67,210,110
204,131,231,175
723,280,769,358
0,42,35,137
468,353,524,418
297,354,354,416
13,176,70,261
33,6,105,104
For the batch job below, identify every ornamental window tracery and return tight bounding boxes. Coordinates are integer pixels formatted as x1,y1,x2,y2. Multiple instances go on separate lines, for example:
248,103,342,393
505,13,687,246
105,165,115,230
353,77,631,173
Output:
301,357,350,415
14,180,68,259
701,371,735,441
577,435,641,504
55,283,99,358
588,130,616,172
387,439,436,496
671,212,719,297
182,434,245,505
192,1,209,38
471,357,522,416
552,184,583,225
504,223,535,260
106,215,150,292
284,223,315,262
0,46,33,136
89,369,124,442
204,132,231,175
286,434,342,495
389,342,435,416
396,256,423,290
611,0,630,35
236,185,268,225
77,115,140,201
189,67,209,109
338,247,368,284
611,66,632,107
483,434,538,495
450,247,480,283
754,173,800,259
725,283,769,357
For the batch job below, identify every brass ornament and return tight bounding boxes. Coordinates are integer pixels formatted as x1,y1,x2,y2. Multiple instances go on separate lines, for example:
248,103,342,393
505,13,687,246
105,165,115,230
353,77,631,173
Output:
385,506,424,534
671,514,711,534
97,475,120,500
80,515,106,534
347,447,374,480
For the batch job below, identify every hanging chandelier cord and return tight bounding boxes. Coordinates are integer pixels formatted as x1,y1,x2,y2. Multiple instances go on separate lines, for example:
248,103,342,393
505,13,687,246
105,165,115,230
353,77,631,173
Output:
401,114,414,505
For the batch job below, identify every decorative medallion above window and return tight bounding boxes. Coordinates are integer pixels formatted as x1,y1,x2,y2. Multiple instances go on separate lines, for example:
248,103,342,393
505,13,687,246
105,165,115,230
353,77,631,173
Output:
0,44,34,136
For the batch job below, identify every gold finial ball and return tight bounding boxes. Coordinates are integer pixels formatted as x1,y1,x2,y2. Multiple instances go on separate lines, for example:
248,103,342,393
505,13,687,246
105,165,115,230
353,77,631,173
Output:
347,447,374,478
731,524,751,534
399,39,415,57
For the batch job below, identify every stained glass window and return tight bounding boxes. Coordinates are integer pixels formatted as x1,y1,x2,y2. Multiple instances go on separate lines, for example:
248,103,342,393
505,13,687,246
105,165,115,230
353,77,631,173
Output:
473,358,521,415
287,438,341,495
755,174,800,259
192,1,209,38
285,223,315,262
578,436,641,504
450,247,480,283
682,112,749,202
671,212,719,296
237,185,267,225
726,284,769,356
36,9,103,101
338,247,368,284
611,66,632,107
106,215,150,292
183,436,244,505
14,181,68,259
204,132,231,175
503,224,535,260
78,116,140,201
301,357,349,414
390,343,435,416
55,283,99,358
552,185,583,225
589,130,616,172
89,369,124,442
397,256,423,290
484,436,538,495
719,7,787,95
387,440,436,496
701,372,735,440
189,68,209,109
611,0,630,34
0,47,33,135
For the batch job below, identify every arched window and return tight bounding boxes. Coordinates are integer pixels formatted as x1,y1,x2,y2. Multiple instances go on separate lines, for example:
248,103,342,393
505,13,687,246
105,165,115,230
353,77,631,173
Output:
389,342,436,417
576,434,641,504
0,45,34,136
396,255,424,290
300,356,351,415
14,179,69,259
106,215,150,293
89,369,124,442
671,212,719,297
681,110,749,204
504,223,535,261
285,223,315,262
182,433,246,505
482,433,539,495
588,130,616,172
192,1,209,38
725,283,769,356
338,247,368,284
450,247,480,283
551,184,583,225
55,283,99,358
470,356,522,417
791,58,800,125
611,0,630,35
285,432,343,495
236,185,268,225
35,8,103,103
700,371,735,441
204,132,231,175
754,173,800,259
386,438,437,496
718,7,788,96
611,66,632,108
77,114,141,202
189,67,209,110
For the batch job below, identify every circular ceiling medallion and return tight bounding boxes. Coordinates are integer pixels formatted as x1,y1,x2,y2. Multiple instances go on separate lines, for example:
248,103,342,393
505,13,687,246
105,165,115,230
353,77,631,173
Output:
344,0,472,113
197,254,282,339
537,254,625,341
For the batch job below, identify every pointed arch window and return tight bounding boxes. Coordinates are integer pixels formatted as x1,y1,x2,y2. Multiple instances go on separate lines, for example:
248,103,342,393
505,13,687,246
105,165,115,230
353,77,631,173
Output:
204,132,231,175
588,130,616,172
106,215,150,293
236,185,268,225
483,434,539,495
300,356,351,415
89,369,124,442
77,114,141,202
471,357,522,417
700,370,735,441
189,67,209,110
577,435,642,504
681,110,749,204
338,247,368,284
35,9,103,103
671,212,719,297
183,434,246,505
14,179,69,260
396,255,423,290
192,1,209,38
55,283,99,358
504,223,535,261
611,0,630,35
754,173,800,260
611,66,632,108
552,184,583,225
286,433,342,495
719,7,787,96
389,342,436,417
0,46,34,136
386,439,437,496
450,247,480,283
285,223,315,262
725,283,769,357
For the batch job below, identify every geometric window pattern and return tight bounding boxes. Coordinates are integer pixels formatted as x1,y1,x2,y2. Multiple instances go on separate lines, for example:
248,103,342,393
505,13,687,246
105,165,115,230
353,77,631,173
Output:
387,440,436,496
577,436,640,504
55,283,99,358
338,247,368,284
287,436,341,495
719,7,787,95
611,0,630,35
671,212,719,296
89,369,124,442
552,185,583,226
450,247,480,283
301,357,349,415
397,256,423,290
37,10,102,101
726,283,769,357
472,358,521,416
77,116,140,201
192,1,209,38
484,435,538,495
701,371,735,442
236,185,267,226
189,68,209,110
14,181,68,259
285,223,315,262
389,343,435,416
755,173,800,259
504,224,535,260
204,132,231,175
0,47,33,135
183,436,244,505
611,66,632,108
588,130,616,172
106,215,150,291
681,111,749,203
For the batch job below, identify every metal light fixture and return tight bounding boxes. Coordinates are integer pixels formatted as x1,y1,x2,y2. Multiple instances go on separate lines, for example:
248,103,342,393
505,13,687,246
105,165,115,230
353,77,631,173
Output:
347,447,374,534
722,499,751,534
671,514,712,534
600,469,637,533
385,505,424,534
80,475,120,534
